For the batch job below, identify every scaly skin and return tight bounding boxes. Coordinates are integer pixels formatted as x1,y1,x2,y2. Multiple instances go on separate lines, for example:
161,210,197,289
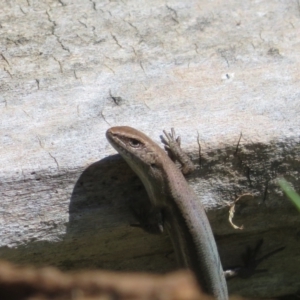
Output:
106,126,228,300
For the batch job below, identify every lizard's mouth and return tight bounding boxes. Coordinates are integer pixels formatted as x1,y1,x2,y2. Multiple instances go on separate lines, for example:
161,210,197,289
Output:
106,128,132,158
105,128,115,143
106,129,122,150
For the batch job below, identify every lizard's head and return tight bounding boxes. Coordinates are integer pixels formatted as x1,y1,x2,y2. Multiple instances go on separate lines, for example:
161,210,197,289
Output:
106,126,164,169
106,126,172,204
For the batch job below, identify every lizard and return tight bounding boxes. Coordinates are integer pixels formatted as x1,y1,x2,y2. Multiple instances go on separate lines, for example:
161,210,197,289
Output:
106,126,228,300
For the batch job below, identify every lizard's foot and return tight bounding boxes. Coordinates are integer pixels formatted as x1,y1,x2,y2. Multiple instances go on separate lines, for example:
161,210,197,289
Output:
160,128,195,175
224,239,285,279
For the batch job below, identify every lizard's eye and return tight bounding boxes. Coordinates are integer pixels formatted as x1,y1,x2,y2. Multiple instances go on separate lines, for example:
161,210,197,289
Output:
129,138,141,148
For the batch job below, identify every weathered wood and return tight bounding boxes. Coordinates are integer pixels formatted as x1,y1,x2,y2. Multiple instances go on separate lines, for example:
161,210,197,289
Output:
1,0,300,298
0,260,207,300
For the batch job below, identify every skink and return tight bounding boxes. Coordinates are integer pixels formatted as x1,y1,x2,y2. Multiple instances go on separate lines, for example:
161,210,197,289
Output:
106,126,228,300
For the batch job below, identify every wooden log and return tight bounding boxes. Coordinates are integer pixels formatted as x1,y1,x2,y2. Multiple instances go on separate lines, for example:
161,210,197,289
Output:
1,0,300,297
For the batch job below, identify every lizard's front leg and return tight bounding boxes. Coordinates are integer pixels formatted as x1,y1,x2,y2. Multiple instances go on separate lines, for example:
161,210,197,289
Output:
160,128,195,175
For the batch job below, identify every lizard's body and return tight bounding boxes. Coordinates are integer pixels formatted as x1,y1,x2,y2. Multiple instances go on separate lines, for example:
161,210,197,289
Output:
106,126,228,300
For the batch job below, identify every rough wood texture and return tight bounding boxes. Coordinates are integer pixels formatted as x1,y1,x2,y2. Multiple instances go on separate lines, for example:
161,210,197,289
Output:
0,260,209,300
1,0,300,298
